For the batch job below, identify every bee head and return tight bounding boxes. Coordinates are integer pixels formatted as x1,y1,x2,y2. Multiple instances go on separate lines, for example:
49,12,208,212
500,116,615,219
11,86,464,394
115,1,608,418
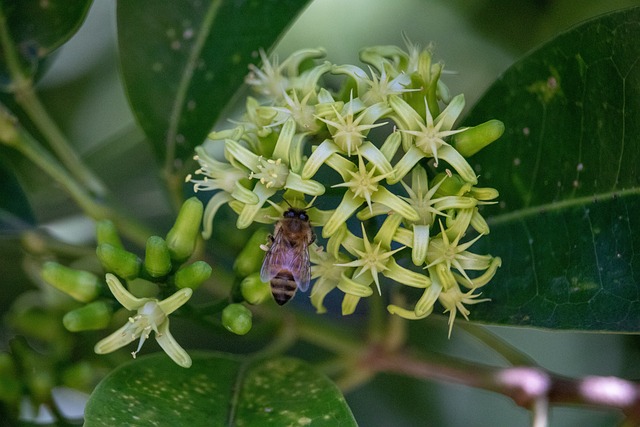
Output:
284,208,309,222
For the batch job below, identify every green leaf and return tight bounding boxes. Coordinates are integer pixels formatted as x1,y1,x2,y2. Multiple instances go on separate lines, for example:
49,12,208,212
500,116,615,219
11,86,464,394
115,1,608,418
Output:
0,0,92,81
84,352,357,426
0,155,34,230
116,0,310,167
461,7,640,331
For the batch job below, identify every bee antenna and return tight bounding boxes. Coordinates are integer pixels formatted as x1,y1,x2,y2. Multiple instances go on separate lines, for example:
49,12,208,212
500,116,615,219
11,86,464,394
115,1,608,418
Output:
282,198,293,208
304,196,318,210
266,199,285,213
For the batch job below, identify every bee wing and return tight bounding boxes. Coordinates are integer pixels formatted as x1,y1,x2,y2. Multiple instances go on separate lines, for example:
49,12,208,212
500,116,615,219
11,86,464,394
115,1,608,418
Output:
260,231,311,292
290,241,311,292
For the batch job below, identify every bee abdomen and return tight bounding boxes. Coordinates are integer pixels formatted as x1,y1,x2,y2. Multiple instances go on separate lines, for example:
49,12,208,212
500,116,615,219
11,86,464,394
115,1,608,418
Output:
270,271,297,305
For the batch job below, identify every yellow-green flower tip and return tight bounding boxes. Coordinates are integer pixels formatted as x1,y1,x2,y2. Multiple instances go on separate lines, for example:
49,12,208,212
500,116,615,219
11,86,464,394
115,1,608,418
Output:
174,261,212,290
222,303,253,335
41,262,101,303
63,301,112,332
96,244,141,280
166,197,204,262
453,119,504,157
144,236,172,277
240,272,271,305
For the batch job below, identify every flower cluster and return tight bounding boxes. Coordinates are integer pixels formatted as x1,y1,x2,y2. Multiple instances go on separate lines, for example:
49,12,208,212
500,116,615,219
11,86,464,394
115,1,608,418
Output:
190,39,503,335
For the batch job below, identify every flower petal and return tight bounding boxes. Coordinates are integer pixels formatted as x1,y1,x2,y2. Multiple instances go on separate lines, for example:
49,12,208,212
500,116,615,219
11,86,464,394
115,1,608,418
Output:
359,141,393,177
411,224,430,266
415,281,442,317
202,192,234,239
385,258,430,288
156,319,192,368
371,187,419,222
387,146,425,184
284,172,325,196
323,192,362,238
105,274,146,311
236,182,277,229
224,139,260,172
302,139,340,179
272,118,297,162
437,145,477,184
94,322,137,354
435,93,465,131
157,288,193,315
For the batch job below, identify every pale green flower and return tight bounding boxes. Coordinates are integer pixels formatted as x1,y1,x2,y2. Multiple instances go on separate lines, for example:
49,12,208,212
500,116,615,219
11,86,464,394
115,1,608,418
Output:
323,153,418,237
94,274,193,368
438,284,490,338
391,95,477,184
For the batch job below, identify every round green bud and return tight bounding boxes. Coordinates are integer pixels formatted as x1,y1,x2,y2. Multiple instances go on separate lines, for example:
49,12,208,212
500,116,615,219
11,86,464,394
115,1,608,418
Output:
174,261,212,290
233,228,271,276
144,236,172,277
96,219,123,248
166,197,204,262
96,243,141,279
453,119,504,157
222,303,252,336
63,301,112,332
41,262,101,302
240,273,271,305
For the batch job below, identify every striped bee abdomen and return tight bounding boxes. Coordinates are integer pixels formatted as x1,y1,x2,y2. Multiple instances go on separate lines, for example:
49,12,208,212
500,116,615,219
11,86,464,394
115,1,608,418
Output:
270,270,297,305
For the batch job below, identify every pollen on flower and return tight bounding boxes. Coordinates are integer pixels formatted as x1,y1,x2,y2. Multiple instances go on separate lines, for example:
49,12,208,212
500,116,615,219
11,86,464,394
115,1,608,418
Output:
250,157,289,189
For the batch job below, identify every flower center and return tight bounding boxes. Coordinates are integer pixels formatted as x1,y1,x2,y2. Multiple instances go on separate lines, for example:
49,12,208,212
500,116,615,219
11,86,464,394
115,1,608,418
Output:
123,301,166,358
250,157,289,189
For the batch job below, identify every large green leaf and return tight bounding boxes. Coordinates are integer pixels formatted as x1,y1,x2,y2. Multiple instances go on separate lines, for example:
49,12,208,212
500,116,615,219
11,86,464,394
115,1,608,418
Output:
84,352,357,426
462,7,640,331
116,0,310,167
0,0,92,82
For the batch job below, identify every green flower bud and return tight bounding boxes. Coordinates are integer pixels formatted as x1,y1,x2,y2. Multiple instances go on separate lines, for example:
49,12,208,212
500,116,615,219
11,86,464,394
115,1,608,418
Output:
0,352,21,404
41,262,101,302
240,272,271,305
96,219,124,248
233,228,271,276
63,301,112,332
144,236,172,277
166,197,204,262
174,261,212,290
453,119,504,157
222,303,252,335
96,243,141,279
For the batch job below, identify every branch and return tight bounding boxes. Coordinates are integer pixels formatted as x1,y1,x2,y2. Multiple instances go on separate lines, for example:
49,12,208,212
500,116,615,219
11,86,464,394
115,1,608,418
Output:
365,347,640,424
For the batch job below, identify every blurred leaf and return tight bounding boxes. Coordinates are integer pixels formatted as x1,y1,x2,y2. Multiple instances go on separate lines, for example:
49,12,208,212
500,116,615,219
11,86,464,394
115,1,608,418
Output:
116,0,310,168
0,153,34,230
0,0,92,84
462,7,640,331
84,352,356,426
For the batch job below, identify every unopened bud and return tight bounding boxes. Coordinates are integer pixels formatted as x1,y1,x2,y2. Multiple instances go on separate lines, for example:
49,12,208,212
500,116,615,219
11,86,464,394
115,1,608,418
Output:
63,301,112,332
96,220,123,248
453,119,504,157
41,262,101,302
144,236,172,277
240,273,271,305
233,229,270,276
174,261,212,290
166,197,203,262
222,303,252,335
96,244,141,280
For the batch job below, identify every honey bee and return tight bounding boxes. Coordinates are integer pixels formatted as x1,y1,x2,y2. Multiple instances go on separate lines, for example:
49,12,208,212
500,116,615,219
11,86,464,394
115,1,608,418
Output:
260,207,315,305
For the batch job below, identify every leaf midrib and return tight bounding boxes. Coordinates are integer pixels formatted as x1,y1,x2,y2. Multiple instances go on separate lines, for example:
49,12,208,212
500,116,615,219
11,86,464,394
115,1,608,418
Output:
488,186,639,226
